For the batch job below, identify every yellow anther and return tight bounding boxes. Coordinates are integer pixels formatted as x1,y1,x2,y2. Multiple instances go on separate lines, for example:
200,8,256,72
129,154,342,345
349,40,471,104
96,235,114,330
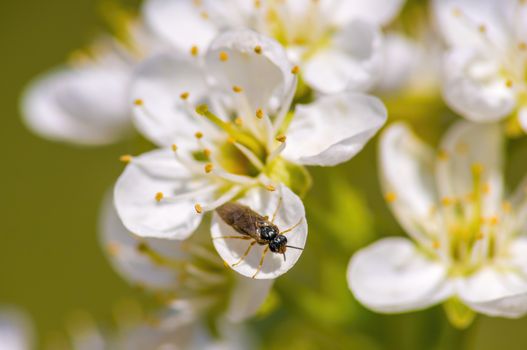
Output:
195,204,203,214
291,65,300,74
134,99,144,106
234,117,243,126
441,197,454,206
120,155,132,163
488,216,500,226
432,241,441,249
180,92,190,100
437,149,449,161
385,192,397,203
275,135,287,143
452,7,462,17
171,144,178,152
471,163,484,175
190,45,199,56
227,136,237,144
256,108,264,119
106,242,120,256
200,11,209,19
203,148,212,157
478,24,486,33
219,51,229,61
482,182,491,194
519,42,527,50
195,131,204,139
204,163,214,173
254,45,262,54
266,184,276,191
502,201,512,213
506,80,514,88
155,192,164,202
232,85,243,93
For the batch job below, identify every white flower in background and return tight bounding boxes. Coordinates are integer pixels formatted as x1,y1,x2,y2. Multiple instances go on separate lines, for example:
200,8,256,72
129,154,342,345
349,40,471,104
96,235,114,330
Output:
143,0,405,94
115,29,385,278
348,121,527,320
69,302,252,350
0,308,34,350
100,195,272,322
433,0,527,130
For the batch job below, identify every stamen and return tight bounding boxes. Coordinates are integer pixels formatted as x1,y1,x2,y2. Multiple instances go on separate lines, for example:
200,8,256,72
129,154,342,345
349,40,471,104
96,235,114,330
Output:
155,192,164,202
506,80,514,88
200,186,243,212
204,163,214,173
437,149,449,161
275,135,287,143
190,45,199,56
195,131,204,139
203,148,212,157
256,108,264,119
267,141,287,163
232,85,243,93
171,144,178,152
254,45,262,54
232,141,265,170
291,65,300,74
134,99,143,106
385,192,397,203
180,92,190,100
234,117,243,126
200,11,209,19
219,51,229,61
441,197,454,206
266,184,276,191
195,204,203,214
120,155,132,163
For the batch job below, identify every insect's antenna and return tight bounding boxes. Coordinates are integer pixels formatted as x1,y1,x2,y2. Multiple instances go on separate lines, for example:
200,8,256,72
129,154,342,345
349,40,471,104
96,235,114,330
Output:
286,245,303,251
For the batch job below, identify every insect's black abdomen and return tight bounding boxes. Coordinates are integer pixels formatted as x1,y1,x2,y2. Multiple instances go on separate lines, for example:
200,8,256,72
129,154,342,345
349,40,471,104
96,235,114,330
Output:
215,202,261,236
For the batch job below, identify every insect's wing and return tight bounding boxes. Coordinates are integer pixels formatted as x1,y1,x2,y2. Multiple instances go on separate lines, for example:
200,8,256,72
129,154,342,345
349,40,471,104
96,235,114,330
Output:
216,202,263,239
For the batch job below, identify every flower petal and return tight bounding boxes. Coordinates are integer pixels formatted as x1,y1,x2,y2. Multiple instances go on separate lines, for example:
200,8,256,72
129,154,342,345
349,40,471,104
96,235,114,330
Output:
211,184,307,279
329,0,405,26
432,0,516,49
143,0,218,52
283,92,386,166
131,52,210,147
348,237,452,313
205,29,296,115
225,276,274,323
21,65,132,145
303,20,383,94
457,249,527,318
114,149,214,239
436,121,504,216
379,123,439,245
0,309,34,350
100,194,185,290
441,49,516,122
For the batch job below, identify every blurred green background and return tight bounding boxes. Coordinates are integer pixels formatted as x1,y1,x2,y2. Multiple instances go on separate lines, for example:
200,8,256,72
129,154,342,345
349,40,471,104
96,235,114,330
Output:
3,0,527,349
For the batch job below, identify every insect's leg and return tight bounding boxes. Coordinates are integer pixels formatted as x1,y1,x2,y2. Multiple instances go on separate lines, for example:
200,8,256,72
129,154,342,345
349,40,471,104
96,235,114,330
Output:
280,217,303,235
232,241,257,267
252,246,270,279
271,196,283,224
212,236,252,240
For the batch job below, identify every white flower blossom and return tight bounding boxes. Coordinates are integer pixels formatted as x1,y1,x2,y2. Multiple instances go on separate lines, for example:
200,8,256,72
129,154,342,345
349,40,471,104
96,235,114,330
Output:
348,121,527,319
115,29,385,278
143,0,405,94
433,0,527,129
0,308,34,350
100,195,273,321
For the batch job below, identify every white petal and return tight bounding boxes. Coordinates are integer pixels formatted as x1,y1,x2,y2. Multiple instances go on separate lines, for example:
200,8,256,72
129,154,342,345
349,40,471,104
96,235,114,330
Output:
348,237,452,313
211,184,307,279
329,0,405,26
432,0,516,49
379,123,440,245
0,309,34,350
436,121,504,216
457,252,527,318
283,92,386,166
131,52,209,147
518,107,527,134
205,30,296,115
21,65,132,145
225,276,274,323
441,49,516,122
99,194,185,290
375,33,419,93
114,149,213,239
143,0,218,52
303,20,383,94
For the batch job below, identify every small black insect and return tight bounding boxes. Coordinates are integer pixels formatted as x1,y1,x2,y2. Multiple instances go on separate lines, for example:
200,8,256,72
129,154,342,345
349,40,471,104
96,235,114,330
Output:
214,197,303,278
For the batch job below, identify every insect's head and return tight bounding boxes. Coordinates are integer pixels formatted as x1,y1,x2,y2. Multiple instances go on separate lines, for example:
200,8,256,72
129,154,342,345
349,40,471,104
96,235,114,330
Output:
269,235,287,254
257,222,279,241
